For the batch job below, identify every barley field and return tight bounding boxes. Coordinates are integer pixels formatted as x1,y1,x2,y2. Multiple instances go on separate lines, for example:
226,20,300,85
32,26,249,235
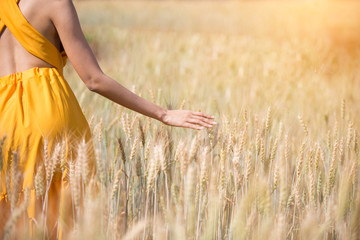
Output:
2,0,360,239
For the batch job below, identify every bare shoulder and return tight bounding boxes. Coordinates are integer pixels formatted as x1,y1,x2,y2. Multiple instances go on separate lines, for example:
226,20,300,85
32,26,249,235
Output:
39,0,73,6
29,0,72,11
49,0,74,8
42,0,76,19
43,0,80,30
23,0,75,22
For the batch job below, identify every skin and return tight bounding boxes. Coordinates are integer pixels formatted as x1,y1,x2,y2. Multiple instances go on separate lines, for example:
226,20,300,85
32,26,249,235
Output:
0,0,217,130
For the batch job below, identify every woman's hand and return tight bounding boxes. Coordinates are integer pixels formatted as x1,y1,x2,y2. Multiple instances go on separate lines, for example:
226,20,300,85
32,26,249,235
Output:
161,110,217,130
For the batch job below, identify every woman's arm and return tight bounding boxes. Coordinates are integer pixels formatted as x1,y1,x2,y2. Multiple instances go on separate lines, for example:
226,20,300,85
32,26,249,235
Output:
50,0,216,130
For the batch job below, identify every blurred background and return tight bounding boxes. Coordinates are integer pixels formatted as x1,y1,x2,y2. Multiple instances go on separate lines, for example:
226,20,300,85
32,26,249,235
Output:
66,0,360,135
53,2,360,238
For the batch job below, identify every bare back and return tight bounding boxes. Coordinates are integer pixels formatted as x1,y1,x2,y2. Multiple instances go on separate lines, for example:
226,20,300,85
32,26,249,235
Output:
0,0,63,77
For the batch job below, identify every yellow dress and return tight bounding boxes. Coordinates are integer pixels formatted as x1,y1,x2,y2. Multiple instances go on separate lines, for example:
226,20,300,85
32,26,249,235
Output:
0,0,95,238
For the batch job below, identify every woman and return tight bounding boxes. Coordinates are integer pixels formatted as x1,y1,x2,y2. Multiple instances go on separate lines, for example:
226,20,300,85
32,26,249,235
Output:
0,0,216,238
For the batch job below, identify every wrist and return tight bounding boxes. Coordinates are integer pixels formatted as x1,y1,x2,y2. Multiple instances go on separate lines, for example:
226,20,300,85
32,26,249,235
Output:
157,108,168,123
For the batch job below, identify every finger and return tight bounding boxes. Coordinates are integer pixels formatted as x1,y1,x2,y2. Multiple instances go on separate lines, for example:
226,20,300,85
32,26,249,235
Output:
193,112,214,119
184,122,204,130
187,118,213,128
191,118,215,128
192,112,215,119
192,115,217,126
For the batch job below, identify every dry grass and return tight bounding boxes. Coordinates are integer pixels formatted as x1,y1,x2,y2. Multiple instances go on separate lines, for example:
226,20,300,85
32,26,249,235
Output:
1,0,360,239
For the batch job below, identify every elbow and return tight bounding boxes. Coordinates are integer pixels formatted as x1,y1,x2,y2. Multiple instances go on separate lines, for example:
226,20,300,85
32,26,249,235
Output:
86,82,97,92
85,73,103,92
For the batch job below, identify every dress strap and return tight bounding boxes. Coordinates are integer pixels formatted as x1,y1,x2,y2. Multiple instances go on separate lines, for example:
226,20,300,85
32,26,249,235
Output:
0,0,19,35
0,0,65,75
